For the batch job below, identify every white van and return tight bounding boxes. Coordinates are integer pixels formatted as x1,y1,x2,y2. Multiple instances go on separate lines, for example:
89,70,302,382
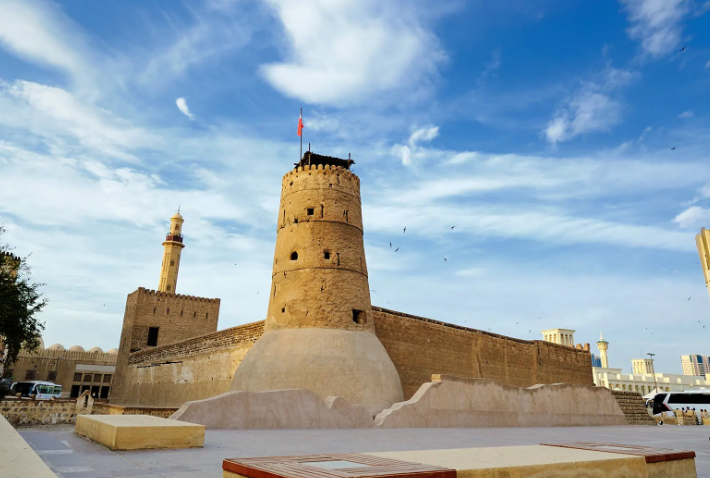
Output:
648,390,710,418
10,381,63,399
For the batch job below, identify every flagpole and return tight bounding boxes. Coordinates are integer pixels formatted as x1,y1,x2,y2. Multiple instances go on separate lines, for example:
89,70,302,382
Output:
300,107,303,162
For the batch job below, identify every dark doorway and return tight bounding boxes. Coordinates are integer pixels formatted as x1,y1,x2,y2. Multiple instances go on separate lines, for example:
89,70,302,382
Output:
147,327,159,346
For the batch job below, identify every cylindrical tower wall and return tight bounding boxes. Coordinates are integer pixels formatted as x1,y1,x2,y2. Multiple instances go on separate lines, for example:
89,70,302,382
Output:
266,164,372,332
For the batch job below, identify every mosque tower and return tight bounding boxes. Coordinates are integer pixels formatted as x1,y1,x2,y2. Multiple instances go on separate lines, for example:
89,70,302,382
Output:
597,333,609,368
231,152,404,415
158,210,185,293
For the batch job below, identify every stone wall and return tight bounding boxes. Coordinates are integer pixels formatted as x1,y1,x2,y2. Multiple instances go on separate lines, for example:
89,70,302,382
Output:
0,392,94,426
110,287,222,404
112,321,264,407
91,403,177,418
111,307,594,408
611,390,656,425
372,307,594,400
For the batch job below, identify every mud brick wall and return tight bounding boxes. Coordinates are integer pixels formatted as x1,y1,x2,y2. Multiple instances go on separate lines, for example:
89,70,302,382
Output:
611,390,656,425
111,321,264,407
372,307,594,400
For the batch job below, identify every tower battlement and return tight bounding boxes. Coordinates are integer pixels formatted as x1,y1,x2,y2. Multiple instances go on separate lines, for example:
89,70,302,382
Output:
136,287,220,303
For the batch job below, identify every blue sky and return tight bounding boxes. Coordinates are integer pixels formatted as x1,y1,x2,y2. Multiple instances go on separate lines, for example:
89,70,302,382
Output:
1,0,710,375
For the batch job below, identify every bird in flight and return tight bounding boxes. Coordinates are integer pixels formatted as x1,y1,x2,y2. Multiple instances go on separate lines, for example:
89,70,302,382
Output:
516,322,519,325
395,247,400,252
389,242,392,248
370,289,376,293
671,147,676,150
451,226,455,230
444,258,447,262
680,45,686,52
688,296,692,301
403,227,407,234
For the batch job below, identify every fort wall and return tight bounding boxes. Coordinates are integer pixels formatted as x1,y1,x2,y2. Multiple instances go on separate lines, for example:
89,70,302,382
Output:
111,306,593,408
110,287,221,405
111,321,263,407
372,307,594,399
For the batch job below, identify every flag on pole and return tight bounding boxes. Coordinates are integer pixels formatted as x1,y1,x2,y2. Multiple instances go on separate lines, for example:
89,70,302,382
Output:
297,109,304,136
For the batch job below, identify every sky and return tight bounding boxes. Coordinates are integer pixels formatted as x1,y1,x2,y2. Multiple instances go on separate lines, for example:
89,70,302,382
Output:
1,0,710,375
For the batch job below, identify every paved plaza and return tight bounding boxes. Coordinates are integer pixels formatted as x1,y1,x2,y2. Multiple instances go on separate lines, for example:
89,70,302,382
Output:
18,425,710,478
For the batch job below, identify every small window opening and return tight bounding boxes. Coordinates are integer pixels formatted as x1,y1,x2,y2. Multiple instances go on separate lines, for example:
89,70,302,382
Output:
291,251,298,260
147,327,159,346
320,205,324,218
167,308,169,314
193,311,196,318
282,307,286,313
337,252,340,266
167,285,172,291
294,217,298,223
180,310,183,316
153,307,156,314
353,309,366,325
170,260,175,266
175,225,179,231
206,313,209,319
324,251,331,260
307,208,314,216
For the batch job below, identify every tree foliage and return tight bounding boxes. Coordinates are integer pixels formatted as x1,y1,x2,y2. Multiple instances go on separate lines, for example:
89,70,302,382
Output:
0,225,47,367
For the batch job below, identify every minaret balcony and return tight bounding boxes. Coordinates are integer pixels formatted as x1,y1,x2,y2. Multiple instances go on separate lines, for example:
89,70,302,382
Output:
165,234,183,243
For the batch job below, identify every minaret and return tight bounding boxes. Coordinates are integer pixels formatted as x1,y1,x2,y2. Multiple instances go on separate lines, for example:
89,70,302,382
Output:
231,153,404,415
696,227,710,303
597,332,609,369
158,210,185,293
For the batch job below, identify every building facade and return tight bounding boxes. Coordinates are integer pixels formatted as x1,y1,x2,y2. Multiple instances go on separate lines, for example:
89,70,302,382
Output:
681,355,710,376
541,328,576,346
2,340,117,398
592,333,710,394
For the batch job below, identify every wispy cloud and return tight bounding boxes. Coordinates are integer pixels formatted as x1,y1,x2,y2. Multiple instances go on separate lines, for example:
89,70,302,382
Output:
0,0,99,95
619,0,691,57
477,49,501,85
391,126,439,167
176,97,195,120
544,67,637,144
259,0,446,106
679,110,694,118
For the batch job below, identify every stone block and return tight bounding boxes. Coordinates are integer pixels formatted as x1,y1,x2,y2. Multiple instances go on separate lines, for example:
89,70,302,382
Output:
75,414,204,450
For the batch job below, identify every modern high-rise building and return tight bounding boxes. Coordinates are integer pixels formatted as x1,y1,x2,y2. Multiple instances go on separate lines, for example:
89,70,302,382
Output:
681,355,710,377
591,354,602,368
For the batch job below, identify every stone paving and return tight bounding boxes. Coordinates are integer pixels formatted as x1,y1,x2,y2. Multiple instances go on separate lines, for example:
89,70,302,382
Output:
18,425,710,478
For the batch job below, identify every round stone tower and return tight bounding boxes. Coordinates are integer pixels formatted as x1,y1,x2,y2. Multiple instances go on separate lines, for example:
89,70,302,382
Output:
231,153,404,415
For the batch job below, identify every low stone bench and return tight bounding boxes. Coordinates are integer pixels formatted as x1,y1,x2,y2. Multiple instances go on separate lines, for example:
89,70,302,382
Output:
75,414,204,451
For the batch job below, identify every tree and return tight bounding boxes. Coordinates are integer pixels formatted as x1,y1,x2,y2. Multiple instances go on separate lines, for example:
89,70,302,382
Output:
0,225,47,367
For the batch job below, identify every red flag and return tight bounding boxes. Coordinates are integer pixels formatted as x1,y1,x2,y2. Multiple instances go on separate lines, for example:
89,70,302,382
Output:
297,111,304,136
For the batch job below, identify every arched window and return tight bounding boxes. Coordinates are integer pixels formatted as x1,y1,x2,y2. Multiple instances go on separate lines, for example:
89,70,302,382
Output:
25,370,36,380
290,251,298,260
47,371,57,382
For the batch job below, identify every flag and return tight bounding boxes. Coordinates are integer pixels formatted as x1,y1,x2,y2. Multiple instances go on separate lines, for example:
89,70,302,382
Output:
297,110,304,136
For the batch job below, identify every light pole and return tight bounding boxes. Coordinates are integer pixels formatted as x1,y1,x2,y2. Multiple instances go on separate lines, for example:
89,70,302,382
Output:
647,353,658,394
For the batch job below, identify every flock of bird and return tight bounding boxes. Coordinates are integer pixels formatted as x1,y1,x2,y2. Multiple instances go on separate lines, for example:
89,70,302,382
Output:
390,225,455,263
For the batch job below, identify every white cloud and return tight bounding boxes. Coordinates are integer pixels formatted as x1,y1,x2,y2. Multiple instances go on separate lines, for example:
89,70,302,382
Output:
0,0,91,80
392,126,439,166
455,267,486,277
176,97,195,120
673,206,710,228
619,0,691,57
259,0,445,106
679,110,694,118
544,67,636,144
0,80,157,161
706,59,710,68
